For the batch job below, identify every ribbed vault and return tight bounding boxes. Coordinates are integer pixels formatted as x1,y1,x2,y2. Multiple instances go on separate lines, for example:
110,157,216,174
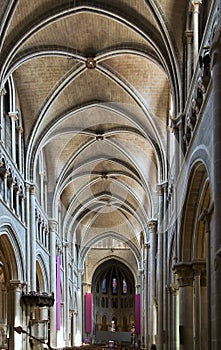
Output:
0,0,186,263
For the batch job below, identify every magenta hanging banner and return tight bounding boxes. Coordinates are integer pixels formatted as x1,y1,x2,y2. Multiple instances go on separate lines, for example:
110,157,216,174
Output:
135,294,140,334
56,255,61,330
85,292,92,333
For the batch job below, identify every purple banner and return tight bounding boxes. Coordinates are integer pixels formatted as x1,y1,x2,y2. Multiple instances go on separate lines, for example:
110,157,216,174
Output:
135,294,140,334
56,255,61,330
85,292,92,333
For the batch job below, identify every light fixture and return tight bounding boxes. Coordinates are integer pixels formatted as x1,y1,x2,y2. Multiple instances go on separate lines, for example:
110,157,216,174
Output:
14,326,53,349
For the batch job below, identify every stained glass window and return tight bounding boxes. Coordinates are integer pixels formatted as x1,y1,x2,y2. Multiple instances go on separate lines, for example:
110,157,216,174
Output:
102,278,107,293
112,277,117,294
122,278,127,294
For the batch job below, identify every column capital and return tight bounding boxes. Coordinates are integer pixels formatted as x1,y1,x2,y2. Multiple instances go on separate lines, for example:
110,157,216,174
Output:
144,241,150,249
147,220,157,233
63,241,69,248
16,126,23,134
185,30,193,43
26,183,36,195
192,260,206,275
170,113,184,132
157,181,168,193
8,111,18,121
173,262,194,287
0,167,9,178
8,280,22,290
1,87,7,96
157,183,164,196
49,219,58,231
191,0,202,12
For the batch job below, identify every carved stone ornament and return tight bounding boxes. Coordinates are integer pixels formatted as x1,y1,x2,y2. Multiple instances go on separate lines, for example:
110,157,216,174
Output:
22,291,54,307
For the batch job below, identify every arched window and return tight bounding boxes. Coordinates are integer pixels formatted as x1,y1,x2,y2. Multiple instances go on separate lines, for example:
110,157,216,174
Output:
112,277,117,294
102,277,106,293
122,278,127,294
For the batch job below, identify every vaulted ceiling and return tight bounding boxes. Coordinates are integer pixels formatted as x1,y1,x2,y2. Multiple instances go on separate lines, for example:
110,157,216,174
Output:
0,0,187,258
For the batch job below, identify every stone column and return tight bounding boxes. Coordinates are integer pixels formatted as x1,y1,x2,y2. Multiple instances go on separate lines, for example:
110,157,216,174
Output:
210,27,221,350
157,185,164,350
0,87,6,141
49,219,57,348
25,183,31,289
2,168,8,203
8,112,18,163
172,114,185,175
147,220,157,347
144,242,149,348
30,185,36,291
8,281,22,350
191,0,202,68
174,263,194,350
17,126,23,173
20,192,25,223
8,175,14,211
199,207,212,349
169,281,179,350
75,271,83,346
39,172,44,208
162,183,168,350
64,242,70,346
14,184,20,218
193,262,205,350
186,30,193,89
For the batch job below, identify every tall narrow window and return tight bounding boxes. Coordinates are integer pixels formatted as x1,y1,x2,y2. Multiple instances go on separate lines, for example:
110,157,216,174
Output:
102,278,106,293
122,278,127,294
112,278,117,294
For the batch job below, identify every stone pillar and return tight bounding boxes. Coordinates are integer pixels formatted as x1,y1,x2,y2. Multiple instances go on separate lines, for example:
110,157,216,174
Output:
75,270,83,346
25,183,31,290
191,0,202,68
0,87,6,141
8,112,18,163
147,220,157,347
174,263,194,350
8,281,22,350
162,183,168,349
64,242,70,346
30,185,36,291
172,114,185,175
49,219,57,348
2,168,8,203
39,172,44,208
199,207,212,349
17,126,23,173
8,175,14,210
14,184,20,218
20,192,25,224
210,27,221,350
169,281,179,350
186,30,193,89
157,185,164,350
193,262,205,350
144,242,149,348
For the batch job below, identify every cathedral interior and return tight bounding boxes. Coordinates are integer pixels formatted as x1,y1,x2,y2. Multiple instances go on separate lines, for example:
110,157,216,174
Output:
0,0,221,349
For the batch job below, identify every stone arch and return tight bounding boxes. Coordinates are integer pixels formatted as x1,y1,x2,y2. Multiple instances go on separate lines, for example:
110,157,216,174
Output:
0,226,24,281
176,161,210,349
92,258,135,339
179,161,210,261
0,226,25,350
36,255,49,292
